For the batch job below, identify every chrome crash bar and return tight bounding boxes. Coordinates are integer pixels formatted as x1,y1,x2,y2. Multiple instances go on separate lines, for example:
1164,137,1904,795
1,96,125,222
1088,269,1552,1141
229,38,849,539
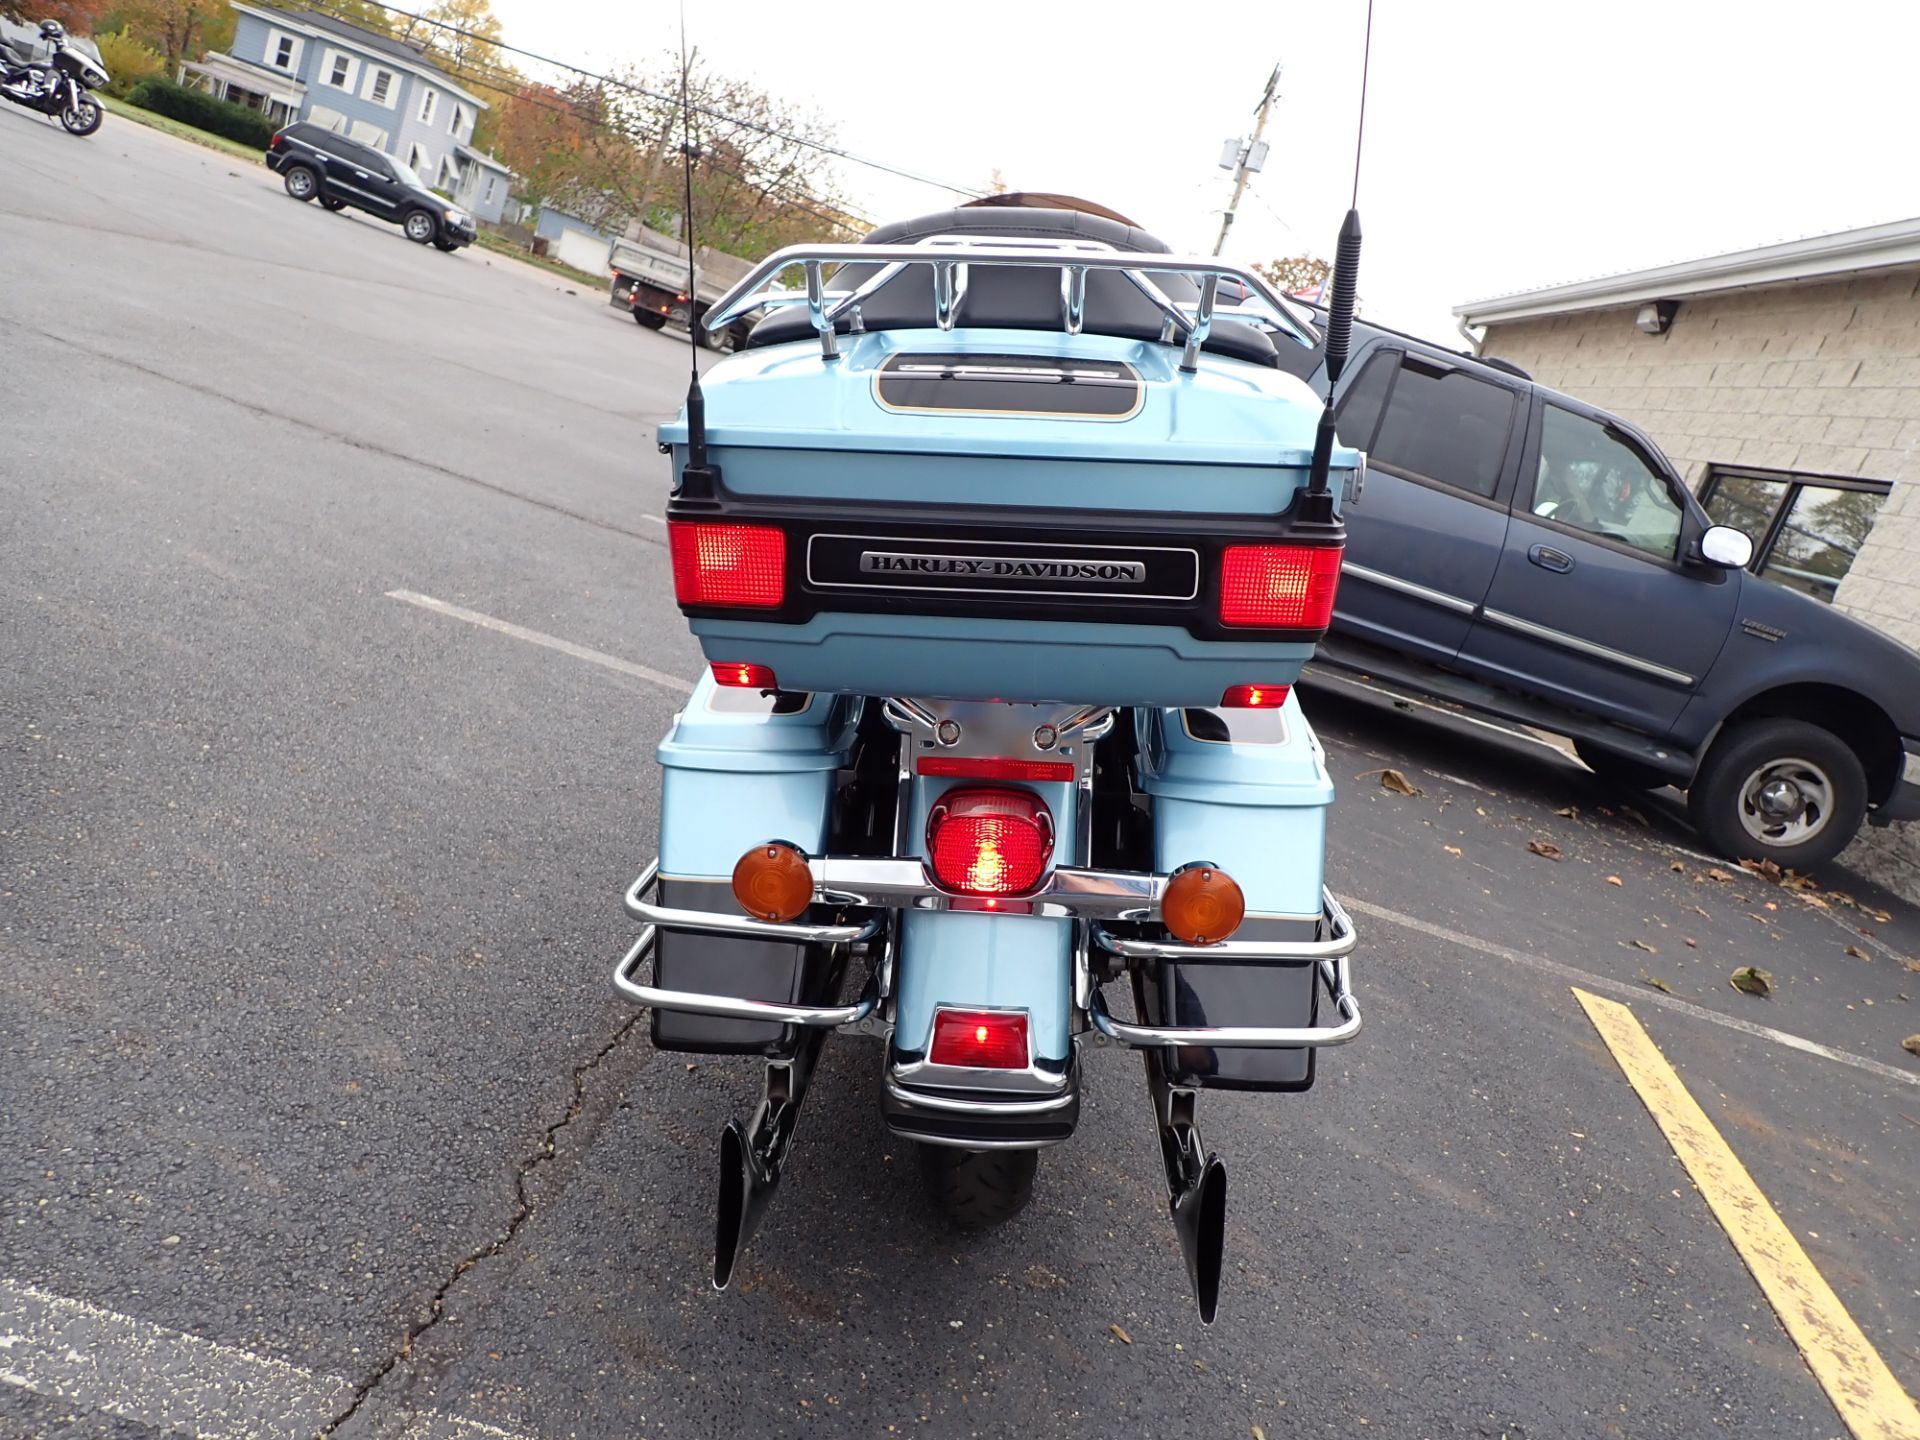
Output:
613,861,882,1028
1087,957,1361,1051
701,239,1318,369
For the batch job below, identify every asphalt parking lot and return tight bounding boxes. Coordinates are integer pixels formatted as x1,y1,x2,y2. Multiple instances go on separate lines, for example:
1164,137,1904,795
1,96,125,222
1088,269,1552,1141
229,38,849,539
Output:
3,110,1917,1440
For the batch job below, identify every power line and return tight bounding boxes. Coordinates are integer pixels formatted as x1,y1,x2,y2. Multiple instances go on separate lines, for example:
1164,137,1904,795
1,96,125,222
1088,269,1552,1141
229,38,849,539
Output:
301,0,983,199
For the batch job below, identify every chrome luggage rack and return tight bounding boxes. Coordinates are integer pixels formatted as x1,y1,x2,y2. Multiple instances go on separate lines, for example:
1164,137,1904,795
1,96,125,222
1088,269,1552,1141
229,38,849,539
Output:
612,857,1361,1050
699,237,1320,371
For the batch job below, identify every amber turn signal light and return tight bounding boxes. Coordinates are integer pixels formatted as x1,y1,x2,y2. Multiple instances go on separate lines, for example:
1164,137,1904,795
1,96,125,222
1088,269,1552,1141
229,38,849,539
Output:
731,841,813,922
1161,863,1245,945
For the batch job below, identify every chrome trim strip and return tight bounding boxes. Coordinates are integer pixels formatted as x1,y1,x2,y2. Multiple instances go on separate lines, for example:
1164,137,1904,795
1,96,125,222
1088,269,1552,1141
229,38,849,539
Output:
809,856,1164,920
1342,562,1478,616
881,1075,1077,1115
1087,956,1361,1049
1480,609,1695,687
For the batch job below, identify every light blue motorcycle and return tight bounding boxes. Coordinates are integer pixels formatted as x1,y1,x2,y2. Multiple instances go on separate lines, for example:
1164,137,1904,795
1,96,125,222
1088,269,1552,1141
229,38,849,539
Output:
616,197,1367,1322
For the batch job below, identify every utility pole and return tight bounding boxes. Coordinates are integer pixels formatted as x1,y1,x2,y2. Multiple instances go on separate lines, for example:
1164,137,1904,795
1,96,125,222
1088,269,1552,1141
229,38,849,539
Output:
1213,64,1281,257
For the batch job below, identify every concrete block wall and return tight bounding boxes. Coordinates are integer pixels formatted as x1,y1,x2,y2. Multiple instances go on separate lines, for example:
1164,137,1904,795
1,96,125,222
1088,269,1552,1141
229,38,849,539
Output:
1480,267,1919,899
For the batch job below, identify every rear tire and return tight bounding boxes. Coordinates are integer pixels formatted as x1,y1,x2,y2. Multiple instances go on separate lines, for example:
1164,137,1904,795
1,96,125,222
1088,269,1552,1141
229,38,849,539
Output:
1687,718,1867,871
320,196,347,212
283,165,318,201
633,309,668,329
1574,741,1669,792
916,1144,1037,1231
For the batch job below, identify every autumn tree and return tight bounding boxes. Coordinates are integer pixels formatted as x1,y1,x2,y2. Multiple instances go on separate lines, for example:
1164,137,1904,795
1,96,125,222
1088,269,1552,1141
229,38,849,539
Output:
3,0,112,32
101,0,230,67
1252,254,1330,296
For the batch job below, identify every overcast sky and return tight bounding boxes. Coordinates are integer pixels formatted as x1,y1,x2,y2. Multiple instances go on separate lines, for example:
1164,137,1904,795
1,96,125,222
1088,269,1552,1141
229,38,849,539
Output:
486,0,1920,344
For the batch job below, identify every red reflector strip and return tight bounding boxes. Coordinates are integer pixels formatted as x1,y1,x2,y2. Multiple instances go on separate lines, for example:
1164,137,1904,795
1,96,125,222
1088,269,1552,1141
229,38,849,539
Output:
916,756,1075,782
1218,544,1343,628
668,522,785,608
929,1008,1030,1069
1221,683,1290,709
712,661,776,689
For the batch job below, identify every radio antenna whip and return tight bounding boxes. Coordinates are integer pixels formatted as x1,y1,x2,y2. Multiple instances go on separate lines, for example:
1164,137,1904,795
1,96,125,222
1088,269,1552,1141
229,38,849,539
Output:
672,0,719,502
1303,0,1371,511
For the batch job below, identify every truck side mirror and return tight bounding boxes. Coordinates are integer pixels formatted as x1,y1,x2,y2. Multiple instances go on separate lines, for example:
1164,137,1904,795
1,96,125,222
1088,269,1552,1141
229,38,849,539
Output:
1700,525,1754,569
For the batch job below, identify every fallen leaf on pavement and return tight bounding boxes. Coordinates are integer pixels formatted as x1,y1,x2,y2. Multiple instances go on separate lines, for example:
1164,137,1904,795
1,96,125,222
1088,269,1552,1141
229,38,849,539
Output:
1554,805,1579,819
1741,858,1784,884
1862,905,1893,924
1782,871,1820,892
1626,939,1657,953
1669,861,1686,873
1476,806,1488,817
1684,937,1698,948
1528,840,1563,860
1375,768,1421,796
1605,875,1624,887
1903,1035,1920,1058
1619,805,1651,827
1640,972,1674,994
1444,845,1462,857
1110,1324,1132,1344
1845,945,1870,961
1764,901,1778,912
1252,1428,1267,1440
1704,868,1734,882
1692,905,1710,917
1730,966,1774,998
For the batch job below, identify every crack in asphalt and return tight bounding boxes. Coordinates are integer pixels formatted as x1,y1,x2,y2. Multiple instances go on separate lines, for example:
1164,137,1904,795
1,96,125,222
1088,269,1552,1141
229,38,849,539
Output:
0,316,668,546
318,1007,648,1437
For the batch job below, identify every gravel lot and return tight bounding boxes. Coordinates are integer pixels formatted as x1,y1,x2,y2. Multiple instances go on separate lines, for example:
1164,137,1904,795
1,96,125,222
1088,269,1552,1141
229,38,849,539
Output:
3,108,1916,1440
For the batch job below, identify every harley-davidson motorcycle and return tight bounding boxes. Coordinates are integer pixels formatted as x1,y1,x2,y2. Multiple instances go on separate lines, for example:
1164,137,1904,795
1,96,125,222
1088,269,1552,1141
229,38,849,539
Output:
616,194,1368,1321
1,19,108,136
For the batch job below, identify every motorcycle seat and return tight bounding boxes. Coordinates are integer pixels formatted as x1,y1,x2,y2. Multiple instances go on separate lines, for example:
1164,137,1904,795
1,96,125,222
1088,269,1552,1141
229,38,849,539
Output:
745,204,1283,367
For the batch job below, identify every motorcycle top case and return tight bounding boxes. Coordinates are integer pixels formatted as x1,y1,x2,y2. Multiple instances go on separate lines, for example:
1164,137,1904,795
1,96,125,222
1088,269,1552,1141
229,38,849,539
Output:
651,677,860,1056
659,328,1360,709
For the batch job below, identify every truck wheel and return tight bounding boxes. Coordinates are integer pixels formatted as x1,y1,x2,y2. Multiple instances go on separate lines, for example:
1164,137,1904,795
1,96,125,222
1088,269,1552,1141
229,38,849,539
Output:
1574,741,1669,792
283,165,318,201
697,318,733,352
633,309,667,329
915,1144,1037,1231
1688,719,1867,871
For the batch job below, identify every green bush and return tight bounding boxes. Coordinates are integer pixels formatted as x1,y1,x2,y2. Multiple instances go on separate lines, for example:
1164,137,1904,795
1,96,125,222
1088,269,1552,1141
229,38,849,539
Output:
125,77,276,148
91,30,163,98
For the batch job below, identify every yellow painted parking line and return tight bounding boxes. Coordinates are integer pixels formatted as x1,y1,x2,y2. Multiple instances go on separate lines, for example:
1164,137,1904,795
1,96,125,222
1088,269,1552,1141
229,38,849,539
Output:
1572,988,1920,1440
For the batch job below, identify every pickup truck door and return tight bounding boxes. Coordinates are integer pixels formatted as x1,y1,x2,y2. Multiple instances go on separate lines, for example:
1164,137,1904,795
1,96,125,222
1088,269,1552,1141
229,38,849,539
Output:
1456,397,1739,734
1330,346,1526,665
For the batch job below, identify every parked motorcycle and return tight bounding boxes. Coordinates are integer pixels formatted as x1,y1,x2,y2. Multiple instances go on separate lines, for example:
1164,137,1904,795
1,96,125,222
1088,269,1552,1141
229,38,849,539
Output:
616,196,1369,1321
1,19,107,136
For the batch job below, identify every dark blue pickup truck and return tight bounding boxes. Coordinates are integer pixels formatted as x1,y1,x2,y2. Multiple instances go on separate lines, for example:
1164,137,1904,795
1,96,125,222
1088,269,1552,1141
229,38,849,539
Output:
1290,316,1920,871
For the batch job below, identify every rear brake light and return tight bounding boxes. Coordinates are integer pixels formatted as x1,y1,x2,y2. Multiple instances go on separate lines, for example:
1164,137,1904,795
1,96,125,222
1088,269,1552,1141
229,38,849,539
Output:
929,1008,1030,1069
1218,545,1342,628
1221,683,1290,708
926,787,1054,896
669,522,785,608
712,661,776,689
916,756,1075,782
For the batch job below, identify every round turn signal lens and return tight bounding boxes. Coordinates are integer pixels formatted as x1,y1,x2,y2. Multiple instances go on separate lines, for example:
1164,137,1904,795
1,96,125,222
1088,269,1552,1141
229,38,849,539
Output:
731,842,813,922
1161,863,1245,945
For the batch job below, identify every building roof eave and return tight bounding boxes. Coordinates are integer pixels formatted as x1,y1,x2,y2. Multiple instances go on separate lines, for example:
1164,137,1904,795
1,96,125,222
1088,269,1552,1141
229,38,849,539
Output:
1455,215,1920,327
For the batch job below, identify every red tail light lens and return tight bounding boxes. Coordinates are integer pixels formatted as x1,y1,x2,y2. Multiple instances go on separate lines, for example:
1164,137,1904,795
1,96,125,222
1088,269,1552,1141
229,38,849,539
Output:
669,522,785,609
712,661,777,689
1218,544,1342,628
929,1008,1030,1069
1221,683,1290,709
926,787,1054,896
916,756,1075,782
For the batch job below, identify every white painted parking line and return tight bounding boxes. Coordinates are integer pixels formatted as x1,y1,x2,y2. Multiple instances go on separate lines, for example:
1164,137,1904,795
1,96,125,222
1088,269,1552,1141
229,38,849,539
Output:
387,590,694,695
0,1279,538,1440
1347,897,1920,1090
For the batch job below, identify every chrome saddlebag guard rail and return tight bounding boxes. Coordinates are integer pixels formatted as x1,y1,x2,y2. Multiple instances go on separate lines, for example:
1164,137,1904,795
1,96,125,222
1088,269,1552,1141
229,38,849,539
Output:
613,861,884,1032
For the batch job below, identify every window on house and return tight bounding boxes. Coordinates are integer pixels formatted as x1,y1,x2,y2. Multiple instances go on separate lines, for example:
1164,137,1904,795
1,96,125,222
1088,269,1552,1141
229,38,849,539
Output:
327,53,350,87
1337,349,1517,500
417,88,436,125
272,35,295,69
1700,464,1892,603
451,103,467,136
483,175,497,203
1532,405,1682,560
370,68,392,103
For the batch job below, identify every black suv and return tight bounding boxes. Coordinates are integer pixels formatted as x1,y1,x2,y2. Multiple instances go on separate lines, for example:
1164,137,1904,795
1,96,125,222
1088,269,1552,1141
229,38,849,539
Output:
266,122,475,252
1274,308,1920,872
